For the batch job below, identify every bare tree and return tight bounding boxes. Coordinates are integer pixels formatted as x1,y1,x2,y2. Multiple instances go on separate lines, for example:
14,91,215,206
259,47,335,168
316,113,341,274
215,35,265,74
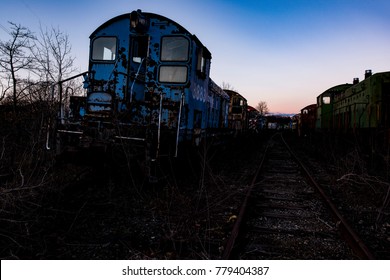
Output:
256,101,269,116
222,81,235,91
32,25,77,102
0,77,11,102
0,22,36,110
33,25,75,83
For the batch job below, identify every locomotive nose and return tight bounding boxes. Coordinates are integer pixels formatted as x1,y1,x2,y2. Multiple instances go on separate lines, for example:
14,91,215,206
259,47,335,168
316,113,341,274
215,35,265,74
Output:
87,92,113,116
130,9,150,33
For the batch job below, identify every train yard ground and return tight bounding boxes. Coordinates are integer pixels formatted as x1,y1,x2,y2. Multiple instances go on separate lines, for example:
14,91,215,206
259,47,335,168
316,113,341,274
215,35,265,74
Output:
0,131,389,259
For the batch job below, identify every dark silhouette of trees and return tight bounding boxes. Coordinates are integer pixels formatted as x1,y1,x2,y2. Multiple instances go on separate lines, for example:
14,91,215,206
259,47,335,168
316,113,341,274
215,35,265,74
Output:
0,22,78,107
32,25,76,100
0,22,79,259
222,81,235,91
256,100,269,116
0,22,36,111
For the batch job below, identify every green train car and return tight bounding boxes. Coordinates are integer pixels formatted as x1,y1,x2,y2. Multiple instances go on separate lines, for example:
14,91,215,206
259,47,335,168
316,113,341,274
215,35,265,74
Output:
316,83,353,131
308,70,390,151
333,70,390,133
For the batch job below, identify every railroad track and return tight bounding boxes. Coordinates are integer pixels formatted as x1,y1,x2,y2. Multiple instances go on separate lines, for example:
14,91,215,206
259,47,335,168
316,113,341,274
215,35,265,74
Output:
4,133,375,259
223,132,374,259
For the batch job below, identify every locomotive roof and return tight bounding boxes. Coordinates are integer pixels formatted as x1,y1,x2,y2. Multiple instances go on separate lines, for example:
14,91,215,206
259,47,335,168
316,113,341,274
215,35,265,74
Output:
316,83,352,99
90,10,211,58
209,79,230,100
301,104,317,110
323,83,353,94
224,89,247,102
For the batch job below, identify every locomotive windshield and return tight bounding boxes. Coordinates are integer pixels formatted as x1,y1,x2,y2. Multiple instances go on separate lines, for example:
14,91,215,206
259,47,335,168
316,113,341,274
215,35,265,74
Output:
161,36,189,61
92,37,117,61
159,66,188,83
159,36,189,83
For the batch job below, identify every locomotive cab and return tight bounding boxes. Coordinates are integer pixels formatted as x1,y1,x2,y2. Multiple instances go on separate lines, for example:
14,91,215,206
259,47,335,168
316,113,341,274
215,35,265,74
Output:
55,10,230,180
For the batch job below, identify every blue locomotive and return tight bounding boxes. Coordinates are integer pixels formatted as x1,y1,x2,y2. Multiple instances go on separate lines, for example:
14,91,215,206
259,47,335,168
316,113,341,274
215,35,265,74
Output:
55,10,231,177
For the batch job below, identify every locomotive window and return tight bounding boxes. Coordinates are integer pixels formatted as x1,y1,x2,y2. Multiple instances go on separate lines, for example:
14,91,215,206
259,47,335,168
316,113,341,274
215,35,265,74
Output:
322,96,331,104
132,36,148,63
233,97,241,106
161,37,189,61
197,47,207,78
92,37,117,61
159,66,188,83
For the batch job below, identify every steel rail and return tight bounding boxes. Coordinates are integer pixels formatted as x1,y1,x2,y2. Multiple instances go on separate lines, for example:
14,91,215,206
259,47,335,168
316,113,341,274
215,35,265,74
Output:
280,134,374,260
222,132,374,260
221,136,270,259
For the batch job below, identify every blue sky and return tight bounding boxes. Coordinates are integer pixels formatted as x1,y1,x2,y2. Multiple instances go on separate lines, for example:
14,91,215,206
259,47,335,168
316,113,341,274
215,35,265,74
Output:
1,0,390,113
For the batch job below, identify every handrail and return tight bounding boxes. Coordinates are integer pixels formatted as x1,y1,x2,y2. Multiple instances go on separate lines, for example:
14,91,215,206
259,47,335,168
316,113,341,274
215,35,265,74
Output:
46,71,89,150
175,93,185,157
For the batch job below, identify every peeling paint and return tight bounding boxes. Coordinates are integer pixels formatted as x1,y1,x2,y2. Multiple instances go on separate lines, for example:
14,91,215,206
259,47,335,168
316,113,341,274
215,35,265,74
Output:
62,10,232,167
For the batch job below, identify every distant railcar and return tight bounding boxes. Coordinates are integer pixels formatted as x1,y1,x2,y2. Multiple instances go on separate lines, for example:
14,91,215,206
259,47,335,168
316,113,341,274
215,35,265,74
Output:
247,105,263,132
224,89,248,134
53,10,233,178
299,104,317,136
333,70,390,133
299,70,390,149
316,84,353,131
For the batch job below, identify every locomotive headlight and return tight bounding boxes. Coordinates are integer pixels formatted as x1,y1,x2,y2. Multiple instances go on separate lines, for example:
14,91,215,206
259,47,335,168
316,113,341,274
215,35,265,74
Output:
130,9,150,33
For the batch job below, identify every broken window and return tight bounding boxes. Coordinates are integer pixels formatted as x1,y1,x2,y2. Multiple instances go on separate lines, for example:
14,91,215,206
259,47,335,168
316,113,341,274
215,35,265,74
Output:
197,47,207,78
132,36,148,63
92,37,117,61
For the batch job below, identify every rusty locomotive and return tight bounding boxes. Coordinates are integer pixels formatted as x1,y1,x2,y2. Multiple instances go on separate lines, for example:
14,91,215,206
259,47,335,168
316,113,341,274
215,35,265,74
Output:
298,70,390,149
51,10,247,178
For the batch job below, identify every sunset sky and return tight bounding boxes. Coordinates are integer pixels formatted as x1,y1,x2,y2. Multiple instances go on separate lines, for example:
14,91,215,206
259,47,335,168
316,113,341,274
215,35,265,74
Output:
1,0,390,113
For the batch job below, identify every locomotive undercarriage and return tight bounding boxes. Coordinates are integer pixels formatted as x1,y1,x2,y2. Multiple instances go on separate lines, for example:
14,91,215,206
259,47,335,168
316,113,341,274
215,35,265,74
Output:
57,127,154,181
54,91,186,181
